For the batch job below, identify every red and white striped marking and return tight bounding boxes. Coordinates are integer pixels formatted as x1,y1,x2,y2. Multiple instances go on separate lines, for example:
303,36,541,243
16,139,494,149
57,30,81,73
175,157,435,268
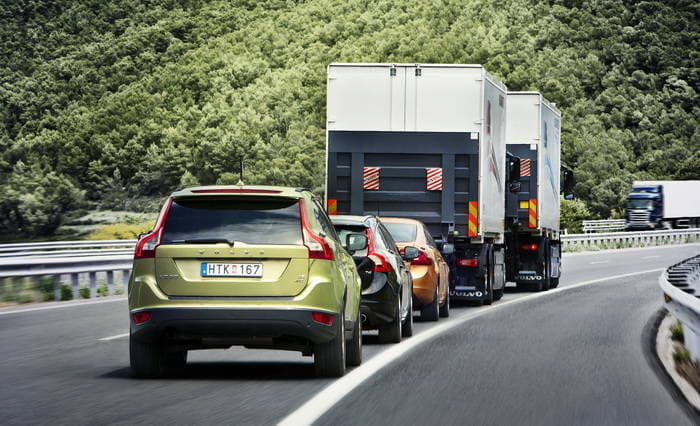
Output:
520,159,531,177
363,167,380,190
426,168,443,191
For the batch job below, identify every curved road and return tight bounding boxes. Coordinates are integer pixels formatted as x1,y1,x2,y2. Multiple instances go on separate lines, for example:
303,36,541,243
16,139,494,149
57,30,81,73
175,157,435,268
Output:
1,244,698,425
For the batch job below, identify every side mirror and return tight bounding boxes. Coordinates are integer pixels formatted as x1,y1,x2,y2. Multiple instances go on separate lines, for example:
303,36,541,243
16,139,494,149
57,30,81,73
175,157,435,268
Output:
346,233,368,253
402,246,420,261
441,243,455,255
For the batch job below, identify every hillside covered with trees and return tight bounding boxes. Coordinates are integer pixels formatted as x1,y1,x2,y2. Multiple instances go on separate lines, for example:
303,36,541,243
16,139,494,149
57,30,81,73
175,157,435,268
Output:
1,0,698,238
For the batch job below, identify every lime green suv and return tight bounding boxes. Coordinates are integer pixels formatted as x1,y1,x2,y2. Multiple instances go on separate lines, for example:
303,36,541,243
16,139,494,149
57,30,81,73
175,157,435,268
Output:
128,186,362,378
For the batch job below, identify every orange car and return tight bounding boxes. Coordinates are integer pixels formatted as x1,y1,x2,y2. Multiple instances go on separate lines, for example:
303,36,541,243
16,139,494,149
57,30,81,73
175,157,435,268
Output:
380,217,450,320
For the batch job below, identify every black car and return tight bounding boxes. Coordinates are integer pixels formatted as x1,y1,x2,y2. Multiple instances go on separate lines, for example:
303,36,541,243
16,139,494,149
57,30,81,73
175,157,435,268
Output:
330,215,418,343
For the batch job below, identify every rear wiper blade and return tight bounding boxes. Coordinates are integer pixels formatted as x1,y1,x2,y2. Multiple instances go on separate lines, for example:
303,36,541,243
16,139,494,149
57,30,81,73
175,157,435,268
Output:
179,238,234,245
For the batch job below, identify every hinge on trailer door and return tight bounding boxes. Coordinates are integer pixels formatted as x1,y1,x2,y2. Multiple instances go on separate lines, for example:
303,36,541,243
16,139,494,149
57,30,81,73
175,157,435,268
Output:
415,67,422,76
390,68,396,76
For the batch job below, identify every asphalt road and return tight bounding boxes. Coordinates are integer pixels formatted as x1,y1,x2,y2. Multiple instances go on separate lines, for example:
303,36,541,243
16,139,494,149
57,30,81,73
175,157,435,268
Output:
1,244,699,425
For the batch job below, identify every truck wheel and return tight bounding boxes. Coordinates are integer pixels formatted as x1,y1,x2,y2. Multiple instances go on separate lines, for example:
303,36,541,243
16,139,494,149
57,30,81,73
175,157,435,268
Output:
314,313,346,377
483,248,494,305
421,285,440,321
402,295,413,337
550,277,560,288
379,292,402,343
130,334,164,378
439,286,450,318
346,310,362,367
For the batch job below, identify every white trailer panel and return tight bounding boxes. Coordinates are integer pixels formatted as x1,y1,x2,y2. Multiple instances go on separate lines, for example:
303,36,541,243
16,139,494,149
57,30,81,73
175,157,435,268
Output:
327,63,507,238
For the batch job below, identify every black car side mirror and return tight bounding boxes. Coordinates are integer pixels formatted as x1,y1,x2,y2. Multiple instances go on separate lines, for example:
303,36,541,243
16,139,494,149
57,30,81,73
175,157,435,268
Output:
402,246,420,261
346,233,368,253
137,230,153,240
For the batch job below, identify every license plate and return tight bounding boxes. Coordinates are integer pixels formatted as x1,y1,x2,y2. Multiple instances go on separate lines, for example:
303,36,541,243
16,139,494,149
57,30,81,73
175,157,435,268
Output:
200,262,263,277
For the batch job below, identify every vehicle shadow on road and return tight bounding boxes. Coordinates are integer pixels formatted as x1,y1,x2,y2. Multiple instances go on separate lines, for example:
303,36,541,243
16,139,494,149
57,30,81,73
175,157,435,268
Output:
100,361,317,381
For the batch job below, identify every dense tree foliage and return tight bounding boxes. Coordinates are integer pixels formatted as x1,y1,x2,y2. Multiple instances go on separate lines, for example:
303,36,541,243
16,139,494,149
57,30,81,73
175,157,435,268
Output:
1,0,697,236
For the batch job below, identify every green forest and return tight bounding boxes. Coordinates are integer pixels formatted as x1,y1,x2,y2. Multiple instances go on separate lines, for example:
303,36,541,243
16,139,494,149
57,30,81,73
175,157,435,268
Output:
1,0,698,238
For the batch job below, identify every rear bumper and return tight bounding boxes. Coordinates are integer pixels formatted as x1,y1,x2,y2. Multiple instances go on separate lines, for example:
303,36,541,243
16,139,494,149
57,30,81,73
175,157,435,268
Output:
360,285,396,329
130,307,339,345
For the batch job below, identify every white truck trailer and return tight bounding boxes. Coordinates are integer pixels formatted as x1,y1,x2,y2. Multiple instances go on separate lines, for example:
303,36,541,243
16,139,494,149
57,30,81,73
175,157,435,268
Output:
504,91,564,291
325,63,508,304
626,180,700,229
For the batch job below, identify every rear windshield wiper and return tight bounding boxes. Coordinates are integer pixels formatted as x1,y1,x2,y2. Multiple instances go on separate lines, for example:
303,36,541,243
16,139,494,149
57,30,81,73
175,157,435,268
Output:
170,238,234,245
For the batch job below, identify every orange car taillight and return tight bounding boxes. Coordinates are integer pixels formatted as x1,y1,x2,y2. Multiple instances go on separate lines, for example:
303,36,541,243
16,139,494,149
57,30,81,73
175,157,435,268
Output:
457,258,479,267
134,198,172,259
299,199,334,261
410,249,433,266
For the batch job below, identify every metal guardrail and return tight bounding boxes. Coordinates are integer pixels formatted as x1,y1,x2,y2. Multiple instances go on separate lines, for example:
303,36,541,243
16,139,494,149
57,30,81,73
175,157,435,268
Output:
659,255,700,361
1,229,699,302
562,228,700,250
0,241,135,302
581,219,627,233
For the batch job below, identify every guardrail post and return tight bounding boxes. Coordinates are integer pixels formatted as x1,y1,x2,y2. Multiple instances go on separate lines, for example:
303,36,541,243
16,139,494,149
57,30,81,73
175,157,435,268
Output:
106,271,114,296
89,272,97,299
52,275,61,301
122,270,130,292
71,274,79,300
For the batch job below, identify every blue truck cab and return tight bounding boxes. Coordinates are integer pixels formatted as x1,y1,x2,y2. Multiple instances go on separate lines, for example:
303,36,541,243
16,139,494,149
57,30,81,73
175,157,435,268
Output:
625,184,663,229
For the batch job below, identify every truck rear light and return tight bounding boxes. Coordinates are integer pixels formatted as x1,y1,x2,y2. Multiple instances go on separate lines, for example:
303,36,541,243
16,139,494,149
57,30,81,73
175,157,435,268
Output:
327,199,338,215
190,188,282,194
368,253,391,273
311,312,334,325
410,249,433,266
457,258,479,267
299,199,334,261
520,243,539,251
131,311,152,324
134,198,172,259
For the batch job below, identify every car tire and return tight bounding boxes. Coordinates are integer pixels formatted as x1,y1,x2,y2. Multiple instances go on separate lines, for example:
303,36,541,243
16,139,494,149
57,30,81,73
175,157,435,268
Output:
346,311,362,367
130,334,164,378
164,350,187,372
421,285,440,322
314,313,346,378
439,286,450,318
379,292,402,343
402,295,413,338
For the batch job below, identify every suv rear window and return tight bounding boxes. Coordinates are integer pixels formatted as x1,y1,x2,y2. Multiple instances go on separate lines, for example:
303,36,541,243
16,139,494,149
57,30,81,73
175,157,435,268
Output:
162,197,302,245
383,222,417,243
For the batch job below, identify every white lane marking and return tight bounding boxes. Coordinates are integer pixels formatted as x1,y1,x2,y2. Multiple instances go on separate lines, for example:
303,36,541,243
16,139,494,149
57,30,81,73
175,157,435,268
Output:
99,332,129,341
0,296,126,316
590,261,609,264
644,255,660,259
278,267,664,426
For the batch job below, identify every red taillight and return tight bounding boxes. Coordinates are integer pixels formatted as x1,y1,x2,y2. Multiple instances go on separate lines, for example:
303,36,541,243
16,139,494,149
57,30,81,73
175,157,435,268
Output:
131,311,152,324
134,198,172,259
457,258,479,267
411,249,433,266
299,199,334,261
520,243,539,251
368,253,391,273
190,188,282,194
311,312,334,325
